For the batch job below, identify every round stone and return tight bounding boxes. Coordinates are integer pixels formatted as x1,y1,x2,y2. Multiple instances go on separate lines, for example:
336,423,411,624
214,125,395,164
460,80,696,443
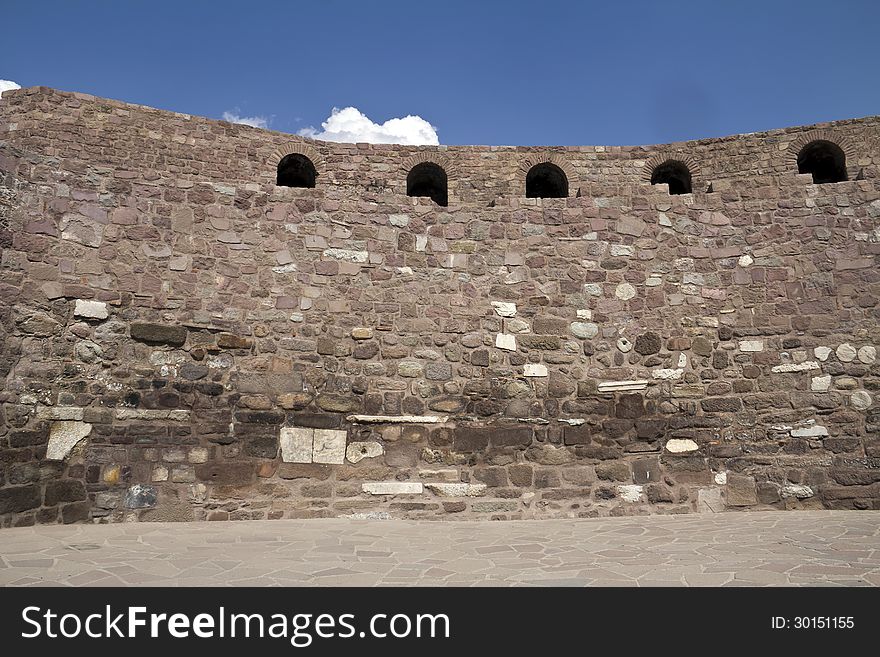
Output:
615,283,636,301
617,338,633,353
857,345,876,364
836,343,857,362
851,391,872,410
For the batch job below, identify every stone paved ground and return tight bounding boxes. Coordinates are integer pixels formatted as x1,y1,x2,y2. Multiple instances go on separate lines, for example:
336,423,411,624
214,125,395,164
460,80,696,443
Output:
1,511,878,587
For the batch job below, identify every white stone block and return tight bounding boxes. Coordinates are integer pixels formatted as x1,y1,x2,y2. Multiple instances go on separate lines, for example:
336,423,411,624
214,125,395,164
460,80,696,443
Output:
811,375,832,392
771,361,820,373
781,484,814,499
665,438,699,453
570,322,598,339
616,338,633,353
652,368,683,380
597,379,648,392
739,340,764,352
814,346,832,361
362,482,423,495
346,441,384,464
425,483,487,497
74,299,108,320
610,244,634,257
312,429,347,465
36,406,84,421
697,487,724,513
389,213,410,227
47,421,92,460
576,309,592,320
523,363,548,377
346,415,448,424
491,301,517,317
615,282,636,301
495,333,517,351
790,424,828,437
617,485,643,503
280,427,313,463
677,353,687,368
322,248,369,263
714,472,728,485
738,254,753,267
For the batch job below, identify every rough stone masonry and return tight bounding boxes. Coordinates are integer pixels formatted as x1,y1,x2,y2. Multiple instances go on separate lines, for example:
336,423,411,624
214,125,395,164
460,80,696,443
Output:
0,86,879,526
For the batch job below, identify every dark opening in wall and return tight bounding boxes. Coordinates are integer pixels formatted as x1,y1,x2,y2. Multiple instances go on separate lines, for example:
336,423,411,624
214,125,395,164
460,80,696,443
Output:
650,160,692,195
277,154,317,188
797,140,847,184
406,163,448,206
526,163,568,198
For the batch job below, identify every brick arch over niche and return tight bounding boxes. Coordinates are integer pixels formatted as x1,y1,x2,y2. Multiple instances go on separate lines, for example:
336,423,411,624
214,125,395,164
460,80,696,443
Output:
269,142,326,180
785,130,858,181
642,152,702,193
518,154,578,197
400,152,456,177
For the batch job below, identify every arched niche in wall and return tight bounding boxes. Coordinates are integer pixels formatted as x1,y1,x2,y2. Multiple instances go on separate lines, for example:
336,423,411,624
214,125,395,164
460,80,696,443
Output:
786,130,856,185
269,142,325,188
519,155,577,199
526,163,569,198
402,153,454,207
797,140,847,184
642,153,701,195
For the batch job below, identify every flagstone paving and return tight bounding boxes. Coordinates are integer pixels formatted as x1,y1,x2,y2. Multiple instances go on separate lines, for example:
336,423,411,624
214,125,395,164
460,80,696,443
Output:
1,511,878,587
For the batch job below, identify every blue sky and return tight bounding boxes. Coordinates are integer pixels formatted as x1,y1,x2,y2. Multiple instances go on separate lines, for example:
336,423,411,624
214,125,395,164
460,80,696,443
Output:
3,0,878,146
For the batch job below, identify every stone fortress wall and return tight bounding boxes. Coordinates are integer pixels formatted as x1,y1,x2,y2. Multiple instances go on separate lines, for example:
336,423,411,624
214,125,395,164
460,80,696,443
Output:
0,86,879,526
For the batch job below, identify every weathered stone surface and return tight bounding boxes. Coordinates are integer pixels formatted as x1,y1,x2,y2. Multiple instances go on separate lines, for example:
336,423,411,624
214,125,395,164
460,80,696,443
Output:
771,361,819,373
351,327,373,340
46,421,92,460
45,480,87,506
634,332,661,355
123,484,157,509
195,463,255,485
280,427,314,463
811,375,832,392
130,322,187,346
74,299,108,320
615,283,636,301
617,485,643,503
726,474,757,506
362,482,423,495
857,345,876,364
739,340,764,352
814,346,832,361
425,483,487,497
524,363,548,377
2,88,880,526
495,333,516,351
312,429,347,465
836,343,857,362
570,322,599,339
665,439,699,453
0,485,41,514
346,441,384,463
632,458,660,485
491,301,517,317
851,391,873,411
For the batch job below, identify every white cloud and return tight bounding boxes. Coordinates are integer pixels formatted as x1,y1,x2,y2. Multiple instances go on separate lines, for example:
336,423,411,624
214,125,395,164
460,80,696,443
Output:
0,80,21,97
222,110,268,129
299,106,439,145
